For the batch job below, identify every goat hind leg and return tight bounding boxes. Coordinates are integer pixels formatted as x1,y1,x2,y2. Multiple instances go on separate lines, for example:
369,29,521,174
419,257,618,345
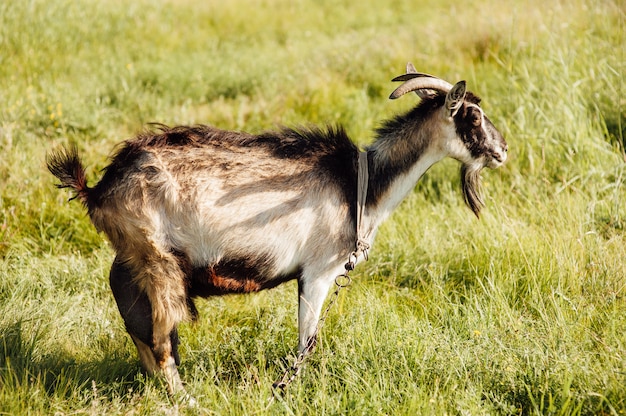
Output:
138,253,190,395
109,257,185,395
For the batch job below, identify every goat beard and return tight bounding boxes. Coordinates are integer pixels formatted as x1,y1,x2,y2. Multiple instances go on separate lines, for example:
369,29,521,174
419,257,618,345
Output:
461,163,484,218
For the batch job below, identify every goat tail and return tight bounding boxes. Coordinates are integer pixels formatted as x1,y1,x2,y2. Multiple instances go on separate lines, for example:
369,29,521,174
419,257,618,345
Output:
47,145,92,207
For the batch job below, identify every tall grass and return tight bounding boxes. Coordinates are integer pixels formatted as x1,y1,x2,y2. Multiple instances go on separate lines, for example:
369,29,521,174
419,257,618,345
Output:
1,0,624,414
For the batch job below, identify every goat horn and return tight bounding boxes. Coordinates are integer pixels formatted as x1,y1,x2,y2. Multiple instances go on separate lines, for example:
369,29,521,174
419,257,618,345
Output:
389,73,454,100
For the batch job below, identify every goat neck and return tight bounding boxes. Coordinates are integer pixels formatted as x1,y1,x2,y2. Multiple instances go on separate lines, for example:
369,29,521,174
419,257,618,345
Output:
361,95,456,239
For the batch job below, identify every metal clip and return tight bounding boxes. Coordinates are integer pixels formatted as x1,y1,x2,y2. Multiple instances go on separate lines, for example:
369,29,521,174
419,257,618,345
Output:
356,239,370,261
335,273,352,288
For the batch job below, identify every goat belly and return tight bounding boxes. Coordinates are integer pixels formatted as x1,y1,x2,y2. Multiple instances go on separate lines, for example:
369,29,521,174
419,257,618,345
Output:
187,258,301,297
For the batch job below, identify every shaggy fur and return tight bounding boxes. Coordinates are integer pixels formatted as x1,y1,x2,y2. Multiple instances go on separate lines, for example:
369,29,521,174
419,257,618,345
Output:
47,70,507,396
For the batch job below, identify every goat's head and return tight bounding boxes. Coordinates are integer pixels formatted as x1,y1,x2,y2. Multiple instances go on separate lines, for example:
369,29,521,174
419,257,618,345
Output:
389,63,508,217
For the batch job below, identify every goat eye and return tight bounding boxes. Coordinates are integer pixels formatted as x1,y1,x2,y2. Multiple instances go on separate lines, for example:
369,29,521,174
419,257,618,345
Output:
469,109,481,126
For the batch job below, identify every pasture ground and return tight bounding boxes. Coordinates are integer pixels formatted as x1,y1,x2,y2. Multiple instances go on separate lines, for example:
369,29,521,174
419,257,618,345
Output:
0,0,624,414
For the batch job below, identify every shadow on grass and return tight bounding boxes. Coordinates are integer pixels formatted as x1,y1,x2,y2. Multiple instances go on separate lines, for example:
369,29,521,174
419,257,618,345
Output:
0,320,149,403
1,315,296,404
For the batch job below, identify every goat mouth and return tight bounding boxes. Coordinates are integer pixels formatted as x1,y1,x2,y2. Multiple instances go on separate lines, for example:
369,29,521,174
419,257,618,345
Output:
488,153,506,168
487,159,503,169
461,163,484,218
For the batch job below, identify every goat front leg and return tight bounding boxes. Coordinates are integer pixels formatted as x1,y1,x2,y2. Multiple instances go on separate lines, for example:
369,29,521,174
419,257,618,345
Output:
109,257,185,397
297,273,337,355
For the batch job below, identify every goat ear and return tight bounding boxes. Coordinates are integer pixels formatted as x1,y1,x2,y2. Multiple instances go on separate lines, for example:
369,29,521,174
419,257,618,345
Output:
405,63,436,99
416,89,437,99
445,80,466,117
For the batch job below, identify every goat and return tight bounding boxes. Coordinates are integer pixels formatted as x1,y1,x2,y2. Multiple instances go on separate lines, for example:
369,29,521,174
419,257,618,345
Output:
47,64,508,396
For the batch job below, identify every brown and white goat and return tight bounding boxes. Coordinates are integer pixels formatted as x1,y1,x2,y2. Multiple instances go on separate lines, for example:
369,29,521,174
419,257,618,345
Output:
47,64,507,395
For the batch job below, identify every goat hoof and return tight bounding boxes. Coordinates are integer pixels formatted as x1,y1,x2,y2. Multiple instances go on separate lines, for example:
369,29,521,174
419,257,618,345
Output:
173,390,198,408
184,394,198,408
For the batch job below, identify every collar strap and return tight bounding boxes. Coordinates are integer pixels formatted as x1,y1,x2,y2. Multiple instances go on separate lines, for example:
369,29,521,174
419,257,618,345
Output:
355,150,370,261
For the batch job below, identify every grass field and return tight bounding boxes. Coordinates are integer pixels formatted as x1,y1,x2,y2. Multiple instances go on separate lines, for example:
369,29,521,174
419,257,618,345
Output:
1,0,625,414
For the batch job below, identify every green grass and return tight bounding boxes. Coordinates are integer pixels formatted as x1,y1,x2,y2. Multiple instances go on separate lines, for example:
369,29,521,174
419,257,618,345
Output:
1,0,625,414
